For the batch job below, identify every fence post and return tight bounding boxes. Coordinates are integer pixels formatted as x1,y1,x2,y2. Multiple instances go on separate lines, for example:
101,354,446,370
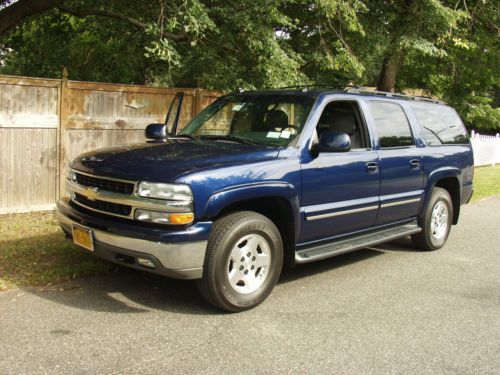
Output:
194,88,203,117
58,67,69,198
495,133,500,167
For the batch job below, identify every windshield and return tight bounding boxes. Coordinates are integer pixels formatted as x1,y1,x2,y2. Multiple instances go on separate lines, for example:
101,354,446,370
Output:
180,94,315,146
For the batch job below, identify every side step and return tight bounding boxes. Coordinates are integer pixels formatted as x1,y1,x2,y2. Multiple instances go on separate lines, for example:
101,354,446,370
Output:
295,222,421,264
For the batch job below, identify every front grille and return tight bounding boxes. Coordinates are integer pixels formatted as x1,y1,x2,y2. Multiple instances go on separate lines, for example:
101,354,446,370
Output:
75,173,135,195
74,193,132,216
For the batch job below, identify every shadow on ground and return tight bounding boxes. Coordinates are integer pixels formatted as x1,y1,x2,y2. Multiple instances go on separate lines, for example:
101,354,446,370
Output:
0,232,111,288
15,238,417,315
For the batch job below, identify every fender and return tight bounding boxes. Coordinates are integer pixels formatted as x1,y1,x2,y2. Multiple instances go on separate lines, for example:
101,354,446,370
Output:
203,181,301,241
421,166,462,219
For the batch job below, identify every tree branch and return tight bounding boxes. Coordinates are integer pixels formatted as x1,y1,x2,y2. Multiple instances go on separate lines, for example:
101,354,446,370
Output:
0,0,65,37
57,5,189,41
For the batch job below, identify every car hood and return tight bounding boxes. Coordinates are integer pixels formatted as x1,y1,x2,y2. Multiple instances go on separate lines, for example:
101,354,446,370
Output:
70,139,280,182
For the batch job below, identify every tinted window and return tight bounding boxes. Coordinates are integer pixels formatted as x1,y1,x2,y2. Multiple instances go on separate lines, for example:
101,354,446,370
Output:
410,103,468,145
369,102,414,148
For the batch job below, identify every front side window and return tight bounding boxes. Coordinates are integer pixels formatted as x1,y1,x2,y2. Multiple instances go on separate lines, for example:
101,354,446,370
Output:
369,101,414,148
315,101,368,149
181,94,315,146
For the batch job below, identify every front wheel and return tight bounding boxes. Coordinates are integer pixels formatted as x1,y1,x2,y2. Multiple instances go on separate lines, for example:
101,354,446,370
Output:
196,211,283,312
412,187,453,251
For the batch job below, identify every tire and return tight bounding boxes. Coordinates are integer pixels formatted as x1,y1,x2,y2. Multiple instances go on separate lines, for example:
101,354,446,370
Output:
412,187,453,251
196,211,283,312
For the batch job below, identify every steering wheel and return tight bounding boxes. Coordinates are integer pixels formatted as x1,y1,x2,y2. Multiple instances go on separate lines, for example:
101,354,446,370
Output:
278,125,299,135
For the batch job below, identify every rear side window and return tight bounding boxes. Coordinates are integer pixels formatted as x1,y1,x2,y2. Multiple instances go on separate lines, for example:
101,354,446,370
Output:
369,102,414,148
410,103,468,145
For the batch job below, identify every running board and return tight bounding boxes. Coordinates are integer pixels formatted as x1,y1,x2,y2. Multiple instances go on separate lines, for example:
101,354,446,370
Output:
295,222,421,264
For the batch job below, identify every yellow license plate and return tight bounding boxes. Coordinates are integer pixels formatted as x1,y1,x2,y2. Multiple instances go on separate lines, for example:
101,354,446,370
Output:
72,225,94,251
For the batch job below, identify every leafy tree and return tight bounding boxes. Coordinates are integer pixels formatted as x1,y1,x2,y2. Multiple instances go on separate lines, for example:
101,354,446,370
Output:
0,0,498,131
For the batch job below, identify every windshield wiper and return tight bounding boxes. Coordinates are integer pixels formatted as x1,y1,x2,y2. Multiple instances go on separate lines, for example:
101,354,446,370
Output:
173,134,198,140
223,135,259,145
201,135,259,145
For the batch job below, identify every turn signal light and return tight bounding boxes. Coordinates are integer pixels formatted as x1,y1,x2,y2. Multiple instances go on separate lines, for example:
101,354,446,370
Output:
169,213,194,225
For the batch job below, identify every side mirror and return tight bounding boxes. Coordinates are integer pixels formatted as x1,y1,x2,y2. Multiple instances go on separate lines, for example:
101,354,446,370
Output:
313,131,351,154
145,123,167,140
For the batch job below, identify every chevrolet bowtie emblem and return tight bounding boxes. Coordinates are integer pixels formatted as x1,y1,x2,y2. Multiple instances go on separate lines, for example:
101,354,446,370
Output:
85,187,99,201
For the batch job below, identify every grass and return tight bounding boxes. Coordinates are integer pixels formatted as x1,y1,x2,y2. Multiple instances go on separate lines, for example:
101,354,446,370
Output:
470,165,500,202
0,211,112,291
0,166,499,291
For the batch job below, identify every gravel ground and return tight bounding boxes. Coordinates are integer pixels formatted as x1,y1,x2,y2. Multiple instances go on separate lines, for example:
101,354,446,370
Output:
1,197,499,375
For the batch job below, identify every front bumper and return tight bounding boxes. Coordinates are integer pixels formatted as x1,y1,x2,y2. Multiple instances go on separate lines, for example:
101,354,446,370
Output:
56,198,210,279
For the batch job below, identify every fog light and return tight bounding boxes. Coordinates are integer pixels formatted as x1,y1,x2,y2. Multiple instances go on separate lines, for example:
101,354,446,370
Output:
135,209,170,224
137,258,155,269
134,209,194,225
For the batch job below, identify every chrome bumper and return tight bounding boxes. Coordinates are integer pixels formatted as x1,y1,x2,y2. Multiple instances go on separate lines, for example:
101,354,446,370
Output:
56,205,207,280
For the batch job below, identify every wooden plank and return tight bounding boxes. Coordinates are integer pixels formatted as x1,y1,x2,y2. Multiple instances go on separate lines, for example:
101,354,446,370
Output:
66,115,165,130
0,128,57,212
0,114,59,128
0,74,61,88
58,72,70,197
67,79,197,95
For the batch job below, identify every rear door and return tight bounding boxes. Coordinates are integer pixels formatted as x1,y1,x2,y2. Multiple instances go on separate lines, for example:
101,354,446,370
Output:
366,100,424,226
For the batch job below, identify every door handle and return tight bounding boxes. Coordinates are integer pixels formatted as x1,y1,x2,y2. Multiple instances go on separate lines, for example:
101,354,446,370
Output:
366,162,379,174
410,159,421,170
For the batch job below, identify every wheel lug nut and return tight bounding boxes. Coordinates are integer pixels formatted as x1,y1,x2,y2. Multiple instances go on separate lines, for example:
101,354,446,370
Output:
247,252,251,257
244,270,248,275
241,257,245,262
239,265,244,271
252,256,256,261
251,265,255,270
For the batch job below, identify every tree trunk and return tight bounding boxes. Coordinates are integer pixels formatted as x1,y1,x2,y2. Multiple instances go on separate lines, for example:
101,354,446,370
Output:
376,53,400,93
0,0,65,37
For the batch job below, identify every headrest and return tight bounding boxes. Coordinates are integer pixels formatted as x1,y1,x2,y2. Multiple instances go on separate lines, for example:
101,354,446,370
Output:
331,112,356,134
264,110,288,129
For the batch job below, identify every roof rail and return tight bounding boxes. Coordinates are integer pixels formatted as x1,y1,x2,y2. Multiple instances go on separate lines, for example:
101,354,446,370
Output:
345,88,444,104
276,84,358,91
273,84,445,104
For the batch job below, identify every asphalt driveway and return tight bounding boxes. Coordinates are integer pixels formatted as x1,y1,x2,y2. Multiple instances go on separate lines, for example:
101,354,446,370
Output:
1,197,499,375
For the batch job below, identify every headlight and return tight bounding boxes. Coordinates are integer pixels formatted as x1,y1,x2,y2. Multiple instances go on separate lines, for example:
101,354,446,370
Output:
135,209,194,225
137,182,193,201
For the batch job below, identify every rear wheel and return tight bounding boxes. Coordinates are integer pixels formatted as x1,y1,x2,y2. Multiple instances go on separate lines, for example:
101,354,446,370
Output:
412,187,453,251
196,211,283,312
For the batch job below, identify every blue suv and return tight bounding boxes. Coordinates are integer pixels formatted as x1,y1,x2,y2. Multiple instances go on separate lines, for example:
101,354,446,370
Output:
57,87,474,312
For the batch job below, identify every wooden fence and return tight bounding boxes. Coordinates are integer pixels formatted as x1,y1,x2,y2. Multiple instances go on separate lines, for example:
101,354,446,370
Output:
0,73,221,214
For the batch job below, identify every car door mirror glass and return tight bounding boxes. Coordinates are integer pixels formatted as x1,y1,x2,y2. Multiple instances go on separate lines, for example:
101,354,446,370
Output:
145,123,167,140
315,131,351,153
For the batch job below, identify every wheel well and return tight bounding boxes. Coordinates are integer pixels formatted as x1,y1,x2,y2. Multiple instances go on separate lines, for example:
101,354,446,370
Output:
217,197,296,267
435,177,460,224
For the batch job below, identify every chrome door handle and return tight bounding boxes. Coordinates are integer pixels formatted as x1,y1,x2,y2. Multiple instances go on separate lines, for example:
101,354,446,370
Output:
366,162,379,174
410,159,421,170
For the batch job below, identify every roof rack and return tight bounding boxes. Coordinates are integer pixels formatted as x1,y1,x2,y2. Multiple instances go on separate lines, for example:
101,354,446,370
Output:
344,87,444,104
276,84,357,91
274,84,444,104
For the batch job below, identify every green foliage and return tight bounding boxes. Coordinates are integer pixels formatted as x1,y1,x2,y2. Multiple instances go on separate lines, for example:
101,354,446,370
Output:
0,0,498,131
0,10,151,83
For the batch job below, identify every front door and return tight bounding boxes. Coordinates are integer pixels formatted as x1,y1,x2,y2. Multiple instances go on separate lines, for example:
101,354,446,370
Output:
299,100,380,244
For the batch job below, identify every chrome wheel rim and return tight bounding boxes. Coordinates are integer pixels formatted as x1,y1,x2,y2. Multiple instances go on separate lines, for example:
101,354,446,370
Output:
226,233,271,294
431,201,449,241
